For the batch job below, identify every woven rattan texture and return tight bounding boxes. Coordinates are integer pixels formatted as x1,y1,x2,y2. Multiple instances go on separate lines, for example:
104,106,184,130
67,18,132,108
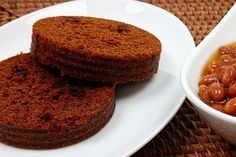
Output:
0,0,236,156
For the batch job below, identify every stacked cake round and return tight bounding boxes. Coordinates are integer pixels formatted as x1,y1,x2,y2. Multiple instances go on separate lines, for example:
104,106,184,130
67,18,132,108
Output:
0,54,115,149
31,16,162,83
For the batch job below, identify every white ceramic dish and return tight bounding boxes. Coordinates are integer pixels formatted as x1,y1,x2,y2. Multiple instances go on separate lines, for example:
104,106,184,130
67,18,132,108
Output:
0,0,195,156
181,4,236,145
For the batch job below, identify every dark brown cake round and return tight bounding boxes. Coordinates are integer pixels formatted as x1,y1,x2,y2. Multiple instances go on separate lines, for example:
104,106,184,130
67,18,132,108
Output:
31,16,162,83
0,53,115,149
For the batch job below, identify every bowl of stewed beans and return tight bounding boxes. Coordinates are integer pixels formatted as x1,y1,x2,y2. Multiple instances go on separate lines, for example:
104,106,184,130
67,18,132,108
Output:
181,4,236,145
199,43,236,116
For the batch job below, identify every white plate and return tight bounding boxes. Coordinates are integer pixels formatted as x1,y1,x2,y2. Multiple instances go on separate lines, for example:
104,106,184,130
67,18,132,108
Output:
0,0,195,156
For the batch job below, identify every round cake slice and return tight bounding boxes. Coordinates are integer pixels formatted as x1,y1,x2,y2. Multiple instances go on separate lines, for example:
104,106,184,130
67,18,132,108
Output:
31,16,162,83
0,53,115,149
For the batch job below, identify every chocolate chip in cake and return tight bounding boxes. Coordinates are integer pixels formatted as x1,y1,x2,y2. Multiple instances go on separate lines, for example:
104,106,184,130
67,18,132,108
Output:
69,86,86,99
12,65,28,77
52,89,65,100
39,113,54,122
115,25,127,33
65,17,80,23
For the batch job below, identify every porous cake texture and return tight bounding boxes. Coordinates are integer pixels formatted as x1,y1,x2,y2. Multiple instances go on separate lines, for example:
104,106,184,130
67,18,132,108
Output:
0,53,115,149
31,16,162,83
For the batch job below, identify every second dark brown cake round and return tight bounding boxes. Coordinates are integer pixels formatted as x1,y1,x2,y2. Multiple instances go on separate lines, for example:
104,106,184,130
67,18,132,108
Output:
31,16,162,83
0,53,115,149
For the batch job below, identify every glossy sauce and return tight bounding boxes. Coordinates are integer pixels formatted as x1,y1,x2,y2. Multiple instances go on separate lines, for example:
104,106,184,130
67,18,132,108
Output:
198,42,236,116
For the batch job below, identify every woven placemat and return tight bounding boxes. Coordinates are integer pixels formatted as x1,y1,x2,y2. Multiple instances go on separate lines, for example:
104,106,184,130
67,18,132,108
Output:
1,0,236,156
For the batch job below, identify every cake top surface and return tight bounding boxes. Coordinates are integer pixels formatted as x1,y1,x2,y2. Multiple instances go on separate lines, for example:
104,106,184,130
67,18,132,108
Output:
0,53,115,131
33,16,161,61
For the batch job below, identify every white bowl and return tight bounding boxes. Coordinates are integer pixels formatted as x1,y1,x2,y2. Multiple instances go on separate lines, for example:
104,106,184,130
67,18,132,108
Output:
181,4,236,144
